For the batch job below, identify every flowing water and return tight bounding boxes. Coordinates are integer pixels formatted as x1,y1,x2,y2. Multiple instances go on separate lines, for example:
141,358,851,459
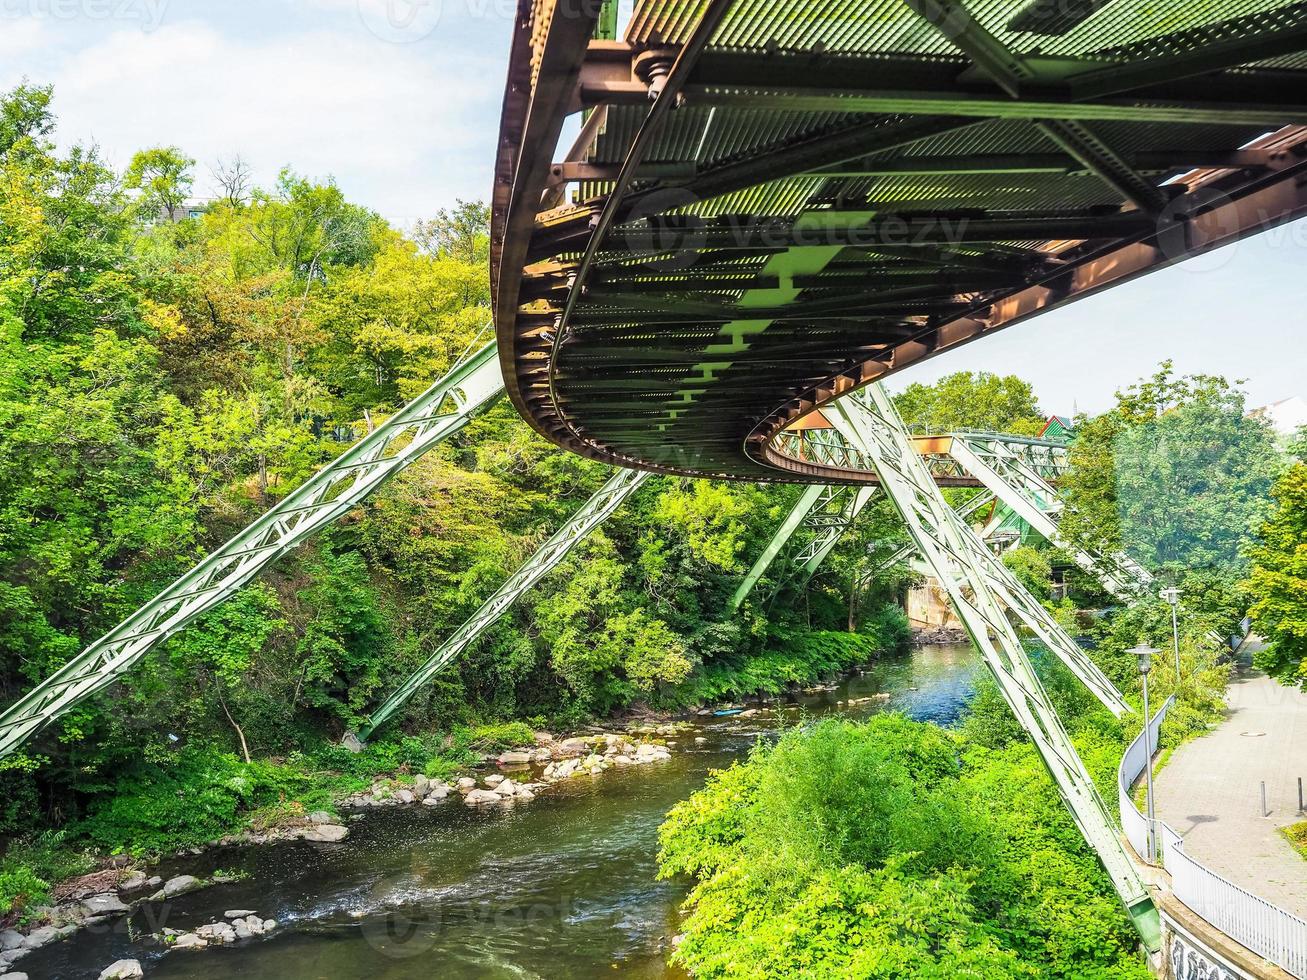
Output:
28,642,979,979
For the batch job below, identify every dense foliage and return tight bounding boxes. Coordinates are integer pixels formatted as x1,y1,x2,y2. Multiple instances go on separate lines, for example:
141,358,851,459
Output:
0,84,916,867
658,622,1235,980
1248,443,1307,687
658,714,1148,979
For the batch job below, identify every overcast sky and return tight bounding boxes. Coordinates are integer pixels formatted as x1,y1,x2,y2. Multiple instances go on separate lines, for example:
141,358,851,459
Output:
3,0,1304,416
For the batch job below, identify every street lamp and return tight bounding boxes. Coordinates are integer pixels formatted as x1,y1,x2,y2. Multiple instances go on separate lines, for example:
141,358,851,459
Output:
1159,587,1182,684
1130,642,1161,862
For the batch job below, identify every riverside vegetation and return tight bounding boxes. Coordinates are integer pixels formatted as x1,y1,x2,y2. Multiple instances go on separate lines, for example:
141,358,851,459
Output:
0,81,1293,979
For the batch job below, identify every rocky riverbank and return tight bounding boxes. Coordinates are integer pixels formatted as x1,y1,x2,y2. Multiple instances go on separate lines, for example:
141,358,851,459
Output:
0,722,689,977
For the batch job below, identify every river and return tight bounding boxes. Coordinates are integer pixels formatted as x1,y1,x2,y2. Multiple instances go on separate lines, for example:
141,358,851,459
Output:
27,642,979,979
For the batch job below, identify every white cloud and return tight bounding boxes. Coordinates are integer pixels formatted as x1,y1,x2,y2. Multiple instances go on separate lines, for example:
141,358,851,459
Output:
5,17,506,224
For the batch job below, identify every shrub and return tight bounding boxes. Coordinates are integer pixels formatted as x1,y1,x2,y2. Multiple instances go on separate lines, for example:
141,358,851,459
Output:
0,864,49,925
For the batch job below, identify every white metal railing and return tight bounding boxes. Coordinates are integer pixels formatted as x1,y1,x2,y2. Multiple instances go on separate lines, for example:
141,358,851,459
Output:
1117,694,1175,860
1119,696,1307,978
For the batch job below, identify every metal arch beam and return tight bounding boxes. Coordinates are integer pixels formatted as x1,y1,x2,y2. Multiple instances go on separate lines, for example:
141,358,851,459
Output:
0,342,506,760
356,465,649,740
825,387,1158,948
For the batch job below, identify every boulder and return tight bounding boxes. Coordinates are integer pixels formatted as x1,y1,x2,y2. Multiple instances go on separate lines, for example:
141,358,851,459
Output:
456,777,476,791
161,874,202,899
172,933,206,950
515,789,536,802
694,737,707,745
21,927,58,950
421,795,443,807
413,774,430,797
484,774,505,788
497,750,533,766
116,872,150,898
224,910,257,919
531,747,552,762
493,778,517,796
463,789,501,806
307,810,334,825
612,755,633,766
0,932,22,953
263,919,277,931
426,785,450,800
1,972,28,980
396,789,415,804
301,823,349,843
244,916,265,936
557,737,591,757
233,919,251,940
98,965,144,980
533,731,555,745
196,922,235,943
81,893,129,917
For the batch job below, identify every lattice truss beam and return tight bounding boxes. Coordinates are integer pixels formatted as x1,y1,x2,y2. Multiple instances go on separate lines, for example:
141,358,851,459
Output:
825,385,1158,948
946,434,1153,599
0,343,507,758
758,424,1128,716
357,466,648,740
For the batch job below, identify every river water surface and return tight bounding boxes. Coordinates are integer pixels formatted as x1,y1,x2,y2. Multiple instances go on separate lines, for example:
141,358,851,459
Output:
31,642,979,979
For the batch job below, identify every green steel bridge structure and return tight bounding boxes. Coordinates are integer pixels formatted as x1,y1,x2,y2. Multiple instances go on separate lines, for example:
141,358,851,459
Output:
4,0,1307,955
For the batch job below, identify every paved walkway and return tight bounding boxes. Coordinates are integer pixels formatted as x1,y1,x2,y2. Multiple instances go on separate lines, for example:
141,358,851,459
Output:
1153,664,1307,919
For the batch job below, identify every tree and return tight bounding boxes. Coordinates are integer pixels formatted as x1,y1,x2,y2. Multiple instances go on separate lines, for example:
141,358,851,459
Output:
1062,363,1280,577
0,81,54,157
413,199,490,265
125,146,195,221
211,155,252,207
1248,463,1307,687
894,371,1044,435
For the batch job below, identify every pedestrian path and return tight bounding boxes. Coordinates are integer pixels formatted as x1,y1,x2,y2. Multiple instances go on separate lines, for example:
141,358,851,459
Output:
1153,665,1307,919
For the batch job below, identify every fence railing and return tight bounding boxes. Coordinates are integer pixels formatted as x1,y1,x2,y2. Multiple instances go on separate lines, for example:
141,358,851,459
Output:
1118,695,1307,978
1117,694,1175,861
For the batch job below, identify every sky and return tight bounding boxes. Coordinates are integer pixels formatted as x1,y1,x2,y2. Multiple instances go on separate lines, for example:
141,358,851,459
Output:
2,0,1304,417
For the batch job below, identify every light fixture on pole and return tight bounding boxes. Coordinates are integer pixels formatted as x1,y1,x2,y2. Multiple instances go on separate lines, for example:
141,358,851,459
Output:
1129,642,1161,862
1159,587,1182,684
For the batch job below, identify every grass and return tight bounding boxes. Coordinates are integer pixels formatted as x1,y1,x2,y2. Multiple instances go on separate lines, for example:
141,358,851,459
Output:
1281,821,1307,861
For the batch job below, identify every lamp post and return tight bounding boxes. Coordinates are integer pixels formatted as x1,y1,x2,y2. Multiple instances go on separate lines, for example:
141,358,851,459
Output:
1159,587,1182,684
1130,642,1161,862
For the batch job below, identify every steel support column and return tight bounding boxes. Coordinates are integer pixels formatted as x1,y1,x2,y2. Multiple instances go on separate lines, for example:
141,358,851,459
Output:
825,387,1158,947
947,434,1152,599
356,466,649,740
0,342,506,759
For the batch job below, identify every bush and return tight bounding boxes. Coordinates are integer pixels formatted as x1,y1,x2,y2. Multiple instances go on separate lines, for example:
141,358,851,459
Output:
0,864,50,925
76,748,311,855
658,714,1148,979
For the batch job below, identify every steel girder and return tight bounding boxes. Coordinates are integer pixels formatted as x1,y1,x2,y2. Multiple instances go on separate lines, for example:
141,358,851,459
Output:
825,386,1158,948
947,434,1153,600
730,484,878,611
0,343,506,760
356,466,648,740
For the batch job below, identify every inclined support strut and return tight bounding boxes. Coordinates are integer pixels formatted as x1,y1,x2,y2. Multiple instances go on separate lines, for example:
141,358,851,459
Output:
947,434,1152,599
0,342,506,759
825,385,1158,948
356,466,649,740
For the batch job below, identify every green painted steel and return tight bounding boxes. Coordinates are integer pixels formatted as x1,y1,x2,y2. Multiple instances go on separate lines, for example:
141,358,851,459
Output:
730,483,826,611
947,434,1152,599
0,341,506,759
825,385,1158,947
356,465,649,740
